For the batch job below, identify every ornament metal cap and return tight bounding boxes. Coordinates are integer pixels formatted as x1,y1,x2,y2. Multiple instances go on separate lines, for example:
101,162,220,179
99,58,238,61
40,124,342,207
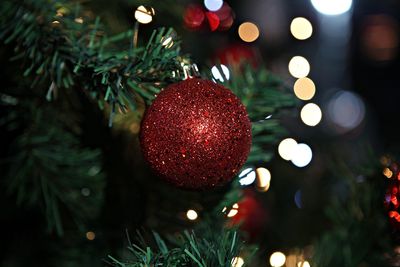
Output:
172,60,201,80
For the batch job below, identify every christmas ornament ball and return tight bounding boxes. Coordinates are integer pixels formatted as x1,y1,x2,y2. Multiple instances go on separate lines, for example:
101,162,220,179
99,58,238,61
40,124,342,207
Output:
140,78,252,190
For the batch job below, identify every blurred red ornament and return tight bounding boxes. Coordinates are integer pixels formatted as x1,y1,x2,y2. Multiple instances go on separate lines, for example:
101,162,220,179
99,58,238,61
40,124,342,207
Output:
214,3,234,31
215,44,258,67
184,4,205,30
206,12,220,31
228,190,267,240
140,78,252,190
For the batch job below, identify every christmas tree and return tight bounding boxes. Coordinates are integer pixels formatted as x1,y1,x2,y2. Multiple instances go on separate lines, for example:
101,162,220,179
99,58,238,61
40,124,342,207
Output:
1,0,400,266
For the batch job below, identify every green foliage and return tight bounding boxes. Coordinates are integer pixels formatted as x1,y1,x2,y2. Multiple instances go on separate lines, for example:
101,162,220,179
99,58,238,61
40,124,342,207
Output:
0,0,182,123
1,100,105,236
108,229,245,267
312,159,391,267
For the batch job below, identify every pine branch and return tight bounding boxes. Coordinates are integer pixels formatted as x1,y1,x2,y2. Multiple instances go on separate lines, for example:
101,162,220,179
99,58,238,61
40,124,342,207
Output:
1,100,105,235
311,157,390,267
107,229,245,267
0,0,182,123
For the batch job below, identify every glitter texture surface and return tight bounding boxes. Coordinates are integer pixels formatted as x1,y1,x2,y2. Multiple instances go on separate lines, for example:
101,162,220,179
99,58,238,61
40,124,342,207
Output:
140,78,252,190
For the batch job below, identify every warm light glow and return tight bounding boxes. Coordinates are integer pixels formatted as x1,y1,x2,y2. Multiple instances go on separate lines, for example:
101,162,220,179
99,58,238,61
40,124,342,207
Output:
256,167,271,192
270,251,286,267
86,231,95,240
300,103,322,126
290,17,313,40
291,143,313,168
310,0,352,16
161,36,174,48
298,261,311,267
186,209,198,220
211,64,230,82
238,22,260,43
278,138,298,161
204,0,223,11
227,203,239,217
74,17,84,24
239,168,256,186
383,168,393,178
231,256,244,267
327,90,365,133
294,77,316,100
288,56,310,78
227,209,239,217
134,6,155,24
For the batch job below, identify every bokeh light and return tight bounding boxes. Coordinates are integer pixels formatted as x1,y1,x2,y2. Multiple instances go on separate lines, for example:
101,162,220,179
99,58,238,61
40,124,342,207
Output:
310,0,352,16
134,6,155,24
238,22,260,43
239,168,256,186
231,256,244,267
300,103,322,126
256,167,271,192
383,168,393,178
327,90,365,132
288,56,310,78
86,231,95,240
278,138,298,161
186,209,198,220
270,251,286,267
298,261,311,267
227,203,239,217
294,77,316,100
161,36,174,48
204,0,223,12
361,14,399,61
211,64,230,82
294,190,303,209
290,17,313,40
291,143,313,168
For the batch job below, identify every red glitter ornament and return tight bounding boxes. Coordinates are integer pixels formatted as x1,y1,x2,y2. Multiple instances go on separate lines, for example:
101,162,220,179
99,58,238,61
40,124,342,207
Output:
140,78,252,190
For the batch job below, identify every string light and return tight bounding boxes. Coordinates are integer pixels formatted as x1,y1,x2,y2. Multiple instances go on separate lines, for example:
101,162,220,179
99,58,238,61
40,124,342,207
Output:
134,6,155,24
278,138,298,161
238,168,256,186
86,231,96,240
238,22,260,43
269,251,286,267
288,56,310,78
300,103,322,126
294,77,316,100
186,209,198,220
256,167,271,192
231,257,244,267
290,17,313,40
161,36,174,48
211,64,230,82
227,203,239,217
